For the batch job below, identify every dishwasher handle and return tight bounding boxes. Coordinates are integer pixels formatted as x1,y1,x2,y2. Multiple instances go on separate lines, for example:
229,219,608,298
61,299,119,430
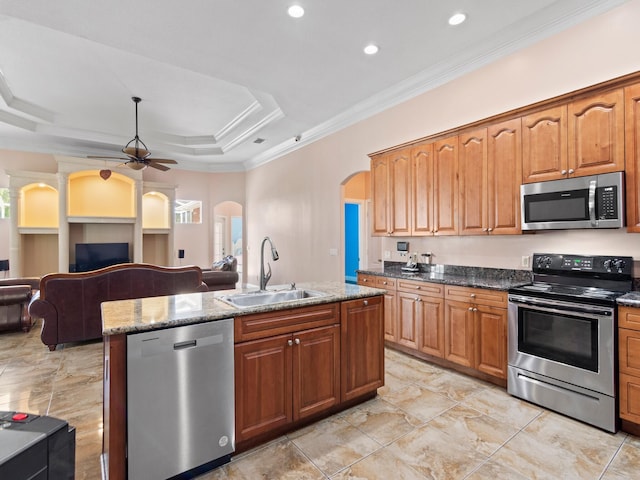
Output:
174,340,197,350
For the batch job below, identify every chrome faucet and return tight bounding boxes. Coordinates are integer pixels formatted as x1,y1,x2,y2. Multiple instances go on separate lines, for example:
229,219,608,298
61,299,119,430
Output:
259,236,279,290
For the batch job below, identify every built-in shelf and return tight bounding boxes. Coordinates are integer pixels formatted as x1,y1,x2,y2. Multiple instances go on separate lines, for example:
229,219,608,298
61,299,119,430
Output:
18,227,59,235
68,216,136,224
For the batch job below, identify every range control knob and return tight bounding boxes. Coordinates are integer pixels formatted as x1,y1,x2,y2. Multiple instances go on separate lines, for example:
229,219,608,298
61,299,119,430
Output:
536,256,552,269
612,259,626,273
603,259,612,271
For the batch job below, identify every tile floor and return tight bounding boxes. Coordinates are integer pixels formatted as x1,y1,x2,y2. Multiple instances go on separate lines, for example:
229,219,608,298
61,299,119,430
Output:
2,320,640,479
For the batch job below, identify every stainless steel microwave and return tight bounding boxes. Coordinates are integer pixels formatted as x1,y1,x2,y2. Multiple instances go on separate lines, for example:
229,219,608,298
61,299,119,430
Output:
521,171,624,230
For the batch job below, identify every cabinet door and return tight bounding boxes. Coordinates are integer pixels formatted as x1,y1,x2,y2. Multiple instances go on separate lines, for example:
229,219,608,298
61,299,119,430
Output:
487,118,522,235
522,106,567,183
433,136,458,235
235,334,293,442
293,325,340,421
625,83,640,232
411,143,434,235
383,290,397,342
444,300,474,368
389,149,412,236
620,373,640,424
568,89,624,176
458,129,488,235
341,296,384,402
418,294,445,358
620,328,640,377
371,155,390,235
396,291,420,350
475,306,507,379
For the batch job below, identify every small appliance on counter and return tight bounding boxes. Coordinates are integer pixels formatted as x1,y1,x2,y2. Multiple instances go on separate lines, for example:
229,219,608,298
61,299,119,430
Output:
401,252,420,273
0,411,76,479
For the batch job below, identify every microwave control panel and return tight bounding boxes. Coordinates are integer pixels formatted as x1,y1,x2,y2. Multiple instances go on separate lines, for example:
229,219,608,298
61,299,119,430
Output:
597,186,618,220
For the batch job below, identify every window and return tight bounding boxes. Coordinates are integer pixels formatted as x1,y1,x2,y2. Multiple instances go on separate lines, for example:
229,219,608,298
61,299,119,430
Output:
0,188,9,219
175,199,202,224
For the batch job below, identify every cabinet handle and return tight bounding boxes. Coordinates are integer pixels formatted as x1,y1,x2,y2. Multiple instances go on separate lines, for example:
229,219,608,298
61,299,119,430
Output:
470,294,476,298
561,169,567,175
415,285,421,290
487,228,493,232
482,228,487,232
294,338,300,345
468,307,474,311
364,300,369,306
363,279,368,282
568,168,574,174
287,339,293,347
473,308,478,312
416,297,421,302
382,281,387,285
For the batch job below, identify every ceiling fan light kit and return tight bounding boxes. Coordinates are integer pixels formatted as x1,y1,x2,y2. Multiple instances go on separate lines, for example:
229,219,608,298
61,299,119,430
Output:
88,96,178,172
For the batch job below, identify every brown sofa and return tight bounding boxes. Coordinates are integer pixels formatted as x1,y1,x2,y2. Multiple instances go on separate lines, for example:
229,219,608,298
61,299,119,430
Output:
201,269,238,290
29,263,208,351
0,277,40,333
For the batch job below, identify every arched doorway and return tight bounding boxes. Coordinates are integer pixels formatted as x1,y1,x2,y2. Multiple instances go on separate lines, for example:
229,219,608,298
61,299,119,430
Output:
213,201,243,283
342,171,381,283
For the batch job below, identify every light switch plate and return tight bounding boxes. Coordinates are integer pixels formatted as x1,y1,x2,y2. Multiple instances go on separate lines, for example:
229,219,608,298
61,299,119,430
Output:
521,255,530,268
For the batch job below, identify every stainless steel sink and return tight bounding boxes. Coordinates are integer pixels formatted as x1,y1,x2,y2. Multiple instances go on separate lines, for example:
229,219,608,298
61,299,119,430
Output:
217,289,328,308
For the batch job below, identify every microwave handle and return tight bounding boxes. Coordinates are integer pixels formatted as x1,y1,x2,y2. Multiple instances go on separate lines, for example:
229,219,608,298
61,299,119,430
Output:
588,179,597,226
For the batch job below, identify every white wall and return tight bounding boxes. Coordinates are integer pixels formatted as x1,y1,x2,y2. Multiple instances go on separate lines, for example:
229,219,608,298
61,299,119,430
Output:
245,0,640,285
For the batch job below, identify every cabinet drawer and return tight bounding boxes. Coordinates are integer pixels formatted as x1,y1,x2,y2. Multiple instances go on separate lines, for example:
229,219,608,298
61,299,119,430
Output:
235,303,339,342
375,277,396,290
620,328,640,376
357,273,376,286
620,306,640,331
444,285,506,308
397,279,443,297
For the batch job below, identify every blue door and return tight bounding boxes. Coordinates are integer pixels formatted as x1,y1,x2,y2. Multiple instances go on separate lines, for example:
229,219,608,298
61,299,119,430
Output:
344,203,359,284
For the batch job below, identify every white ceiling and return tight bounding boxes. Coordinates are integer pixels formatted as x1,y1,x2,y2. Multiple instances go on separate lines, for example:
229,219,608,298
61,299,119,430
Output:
0,0,629,172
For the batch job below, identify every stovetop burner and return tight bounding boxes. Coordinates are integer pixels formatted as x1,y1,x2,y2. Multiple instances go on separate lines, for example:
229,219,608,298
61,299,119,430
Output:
509,253,633,307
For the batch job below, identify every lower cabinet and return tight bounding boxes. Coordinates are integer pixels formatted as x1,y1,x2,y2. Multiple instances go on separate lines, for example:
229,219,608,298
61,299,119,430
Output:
341,296,385,402
444,286,508,379
619,306,640,426
357,274,397,342
235,298,384,445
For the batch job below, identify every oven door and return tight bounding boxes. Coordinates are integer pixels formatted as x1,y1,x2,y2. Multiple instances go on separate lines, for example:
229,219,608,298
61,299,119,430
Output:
508,294,615,396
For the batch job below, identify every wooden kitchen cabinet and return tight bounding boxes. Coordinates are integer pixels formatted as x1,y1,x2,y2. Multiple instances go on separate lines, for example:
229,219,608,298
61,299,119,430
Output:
234,303,341,443
458,129,488,235
357,274,397,342
523,90,623,183
370,150,411,236
341,296,385,402
625,83,640,232
618,306,640,425
432,136,458,235
411,142,435,235
396,278,444,357
444,286,508,379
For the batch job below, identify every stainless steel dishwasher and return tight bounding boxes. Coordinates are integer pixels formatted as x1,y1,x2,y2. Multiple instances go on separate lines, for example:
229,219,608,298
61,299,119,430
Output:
127,318,234,480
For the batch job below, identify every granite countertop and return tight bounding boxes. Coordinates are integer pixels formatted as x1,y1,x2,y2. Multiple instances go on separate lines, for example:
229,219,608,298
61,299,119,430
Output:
358,262,532,291
101,281,385,336
617,291,640,307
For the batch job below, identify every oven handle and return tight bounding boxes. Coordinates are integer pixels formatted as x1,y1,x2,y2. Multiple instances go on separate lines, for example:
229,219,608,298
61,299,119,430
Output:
508,295,613,318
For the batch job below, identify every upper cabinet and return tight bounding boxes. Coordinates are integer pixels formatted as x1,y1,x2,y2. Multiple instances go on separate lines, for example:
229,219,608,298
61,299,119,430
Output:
411,143,434,236
625,83,640,232
523,89,624,183
432,136,458,236
371,150,411,236
458,129,487,235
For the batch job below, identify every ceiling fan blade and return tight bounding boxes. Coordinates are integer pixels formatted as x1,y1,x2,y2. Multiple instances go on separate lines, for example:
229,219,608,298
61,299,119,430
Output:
88,155,130,161
146,158,178,164
147,161,171,171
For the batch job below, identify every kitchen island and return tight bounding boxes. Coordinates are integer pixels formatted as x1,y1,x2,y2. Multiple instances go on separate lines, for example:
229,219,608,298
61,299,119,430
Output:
101,282,385,480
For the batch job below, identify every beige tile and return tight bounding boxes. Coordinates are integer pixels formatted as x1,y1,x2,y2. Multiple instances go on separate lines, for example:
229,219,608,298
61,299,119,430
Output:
597,438,640,479
381,384,456,422
342,397,423,445
461,385,542,429
203,438,325,480
289,416,382,476
427,404,518,456
414,369,489,402
465,459,530,480
331,448,426,480
387,423,489,480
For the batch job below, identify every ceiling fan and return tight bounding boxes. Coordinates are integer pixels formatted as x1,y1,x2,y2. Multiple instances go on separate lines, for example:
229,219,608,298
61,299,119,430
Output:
89,96,178,171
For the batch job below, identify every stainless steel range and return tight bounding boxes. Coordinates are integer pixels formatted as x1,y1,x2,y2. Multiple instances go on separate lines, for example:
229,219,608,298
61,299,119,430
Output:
508,253,633,432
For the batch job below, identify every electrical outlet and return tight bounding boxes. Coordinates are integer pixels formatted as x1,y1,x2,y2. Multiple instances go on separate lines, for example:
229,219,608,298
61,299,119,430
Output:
384,250,391,259
521,255,530,268
329,248,338,256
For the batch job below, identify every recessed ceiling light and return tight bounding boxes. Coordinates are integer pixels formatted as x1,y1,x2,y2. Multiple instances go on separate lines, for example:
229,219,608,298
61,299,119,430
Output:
448,12,466,26
288,5,304,18
364,44,379,55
